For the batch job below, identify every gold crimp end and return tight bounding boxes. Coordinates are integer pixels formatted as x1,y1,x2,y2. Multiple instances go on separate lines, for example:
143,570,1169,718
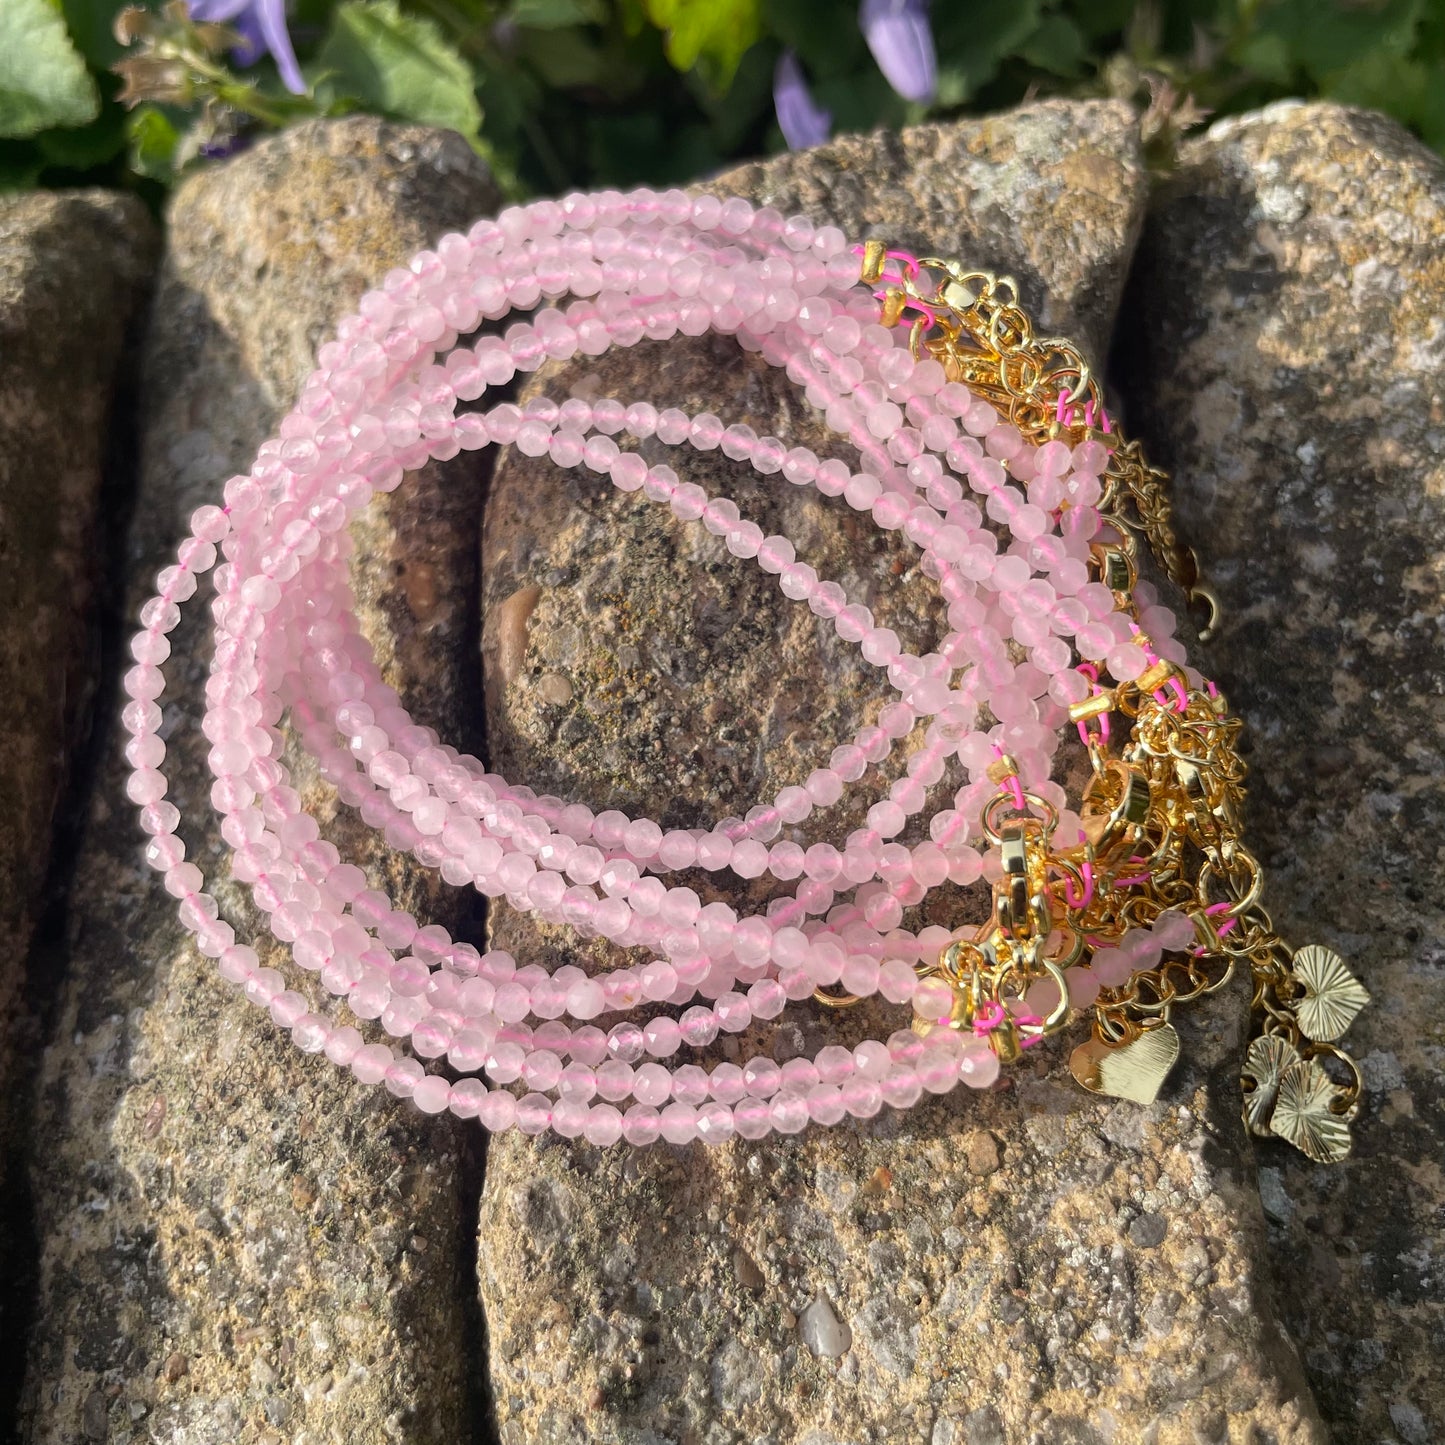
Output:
1068,692,1114,723
985,753,1020,784
860,239,886,286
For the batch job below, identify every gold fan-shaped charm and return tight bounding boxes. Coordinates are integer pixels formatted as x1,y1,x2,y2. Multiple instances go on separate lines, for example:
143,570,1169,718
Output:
1270,1058,1353,1164
1292,945,1370,1043
1240,1034,1300,1137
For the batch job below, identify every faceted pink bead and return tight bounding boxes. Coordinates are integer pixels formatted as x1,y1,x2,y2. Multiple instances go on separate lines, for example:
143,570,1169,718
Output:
659,1102,698,1144
880,1068,922,1109
958,1047,1001,1089
642,1015,681,1057
707,1062,746,1104
621,1104,661,1146
695,1101,735,1145
732,1096,772,1140
550,1096,589,1138
584,1103,624,1146
412,1074,452,1114
448,1077,487,1119
632,1062,671,1107
515,1093,552,1134
478,1089,518,1132
840,1076,883,1117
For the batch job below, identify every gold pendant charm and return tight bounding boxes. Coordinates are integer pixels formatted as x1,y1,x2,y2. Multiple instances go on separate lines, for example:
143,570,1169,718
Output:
1270,1058,1355,1164
1292,945,1370,1042
1069,1024,1180,1105
1240,1034,1298,1136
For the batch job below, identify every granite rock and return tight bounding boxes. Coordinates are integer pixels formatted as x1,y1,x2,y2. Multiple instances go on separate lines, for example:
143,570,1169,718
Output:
18,119,499,1445
0,189,156,1061
1119,98,1445,1445
476,101,1326,1444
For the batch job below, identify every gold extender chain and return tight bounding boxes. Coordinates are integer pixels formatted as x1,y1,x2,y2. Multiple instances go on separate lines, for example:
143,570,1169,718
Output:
854,242,1368,1161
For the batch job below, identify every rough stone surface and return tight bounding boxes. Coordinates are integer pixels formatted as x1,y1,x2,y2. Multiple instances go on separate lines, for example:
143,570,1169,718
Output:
476,101,1326,1444
0,189,156,1050
1119,99,1445,1445
19,119,499,1445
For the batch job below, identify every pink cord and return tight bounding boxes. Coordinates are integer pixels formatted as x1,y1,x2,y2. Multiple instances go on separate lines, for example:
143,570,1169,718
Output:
1063,860,1095,908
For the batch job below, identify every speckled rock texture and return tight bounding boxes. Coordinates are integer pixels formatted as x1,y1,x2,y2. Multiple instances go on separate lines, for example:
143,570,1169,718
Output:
0,189,155,1064
476,101,1326,1445
17,119,499,1445
1119,99,1445,1445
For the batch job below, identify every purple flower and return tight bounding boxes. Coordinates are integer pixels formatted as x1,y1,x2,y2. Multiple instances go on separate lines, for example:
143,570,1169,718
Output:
188,0,305,95
860,0,936,104
774,50,832,151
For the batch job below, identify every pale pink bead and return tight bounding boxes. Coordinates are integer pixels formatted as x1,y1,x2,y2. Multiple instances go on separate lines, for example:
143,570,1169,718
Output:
732,1096,772,1140
1090,948,1133,987
412,1074,452,1114
1066,967,1102,1009
958,1047,1000,1089
714,992,753,1032
550,1096,590,1138
913,977,954,1020
742,1057,781,1097
747,977,786,1019
515,1093,552,1134
917,1046,960,1094
448,1077,487,1119
708,1062,746,1104
622,1104,661,1145
695,1101,735,1144
880,1068,922,1109
770,1091,809,1134
583,1103,624,1146
478,1089,518,1132
659,1101,698,1144
679,1005,718,1047
632,1062,671,1106
1152,911,1197,952
877,957,918,1005
840,1076,883,1117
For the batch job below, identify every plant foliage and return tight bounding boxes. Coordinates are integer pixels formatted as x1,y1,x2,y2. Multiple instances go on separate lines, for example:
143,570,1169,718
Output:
3,0,1445,200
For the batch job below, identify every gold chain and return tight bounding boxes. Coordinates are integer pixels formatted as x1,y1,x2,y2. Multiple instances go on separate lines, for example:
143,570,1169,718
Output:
833,243,1367,1161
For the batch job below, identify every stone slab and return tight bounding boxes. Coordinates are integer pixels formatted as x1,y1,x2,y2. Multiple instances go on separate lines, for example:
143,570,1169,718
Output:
1118,98,1445,1445
476,100,1326,1445
18,119,500,1445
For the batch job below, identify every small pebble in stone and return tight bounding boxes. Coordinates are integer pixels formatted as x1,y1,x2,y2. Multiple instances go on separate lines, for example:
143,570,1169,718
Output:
733,1248,765,1292
1129,1213,1167,1249
861,1165,893,1197
537,672,575,706
162,1352,188,1383
966,1132,1001,1176
798,1291,852,1359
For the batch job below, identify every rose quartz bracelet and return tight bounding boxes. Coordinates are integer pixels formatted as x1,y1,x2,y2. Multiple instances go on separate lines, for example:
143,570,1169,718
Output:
124,187,1196,1147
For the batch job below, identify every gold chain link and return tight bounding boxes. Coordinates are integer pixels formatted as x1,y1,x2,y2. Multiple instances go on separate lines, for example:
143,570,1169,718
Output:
836,243,1368,1161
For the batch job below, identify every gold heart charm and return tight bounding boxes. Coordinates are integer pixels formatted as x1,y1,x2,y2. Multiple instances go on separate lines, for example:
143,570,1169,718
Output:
1069,1024,1181,1105
1270,1058,1354,1163
1293,945,1370,1043
1240,1034,1300,1136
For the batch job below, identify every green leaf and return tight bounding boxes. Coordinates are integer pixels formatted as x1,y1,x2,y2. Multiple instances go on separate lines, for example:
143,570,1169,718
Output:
644,0,762,92
931,0,1040,105
127,104,180,181
318,0,482,138
0,0,101,138
59,0,127,71
1018,13,1087,77
509,0,607,28
516,26,608,87
1251,0,1425,83
34,98,127,169
764,0,865,80
0,138,46,189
